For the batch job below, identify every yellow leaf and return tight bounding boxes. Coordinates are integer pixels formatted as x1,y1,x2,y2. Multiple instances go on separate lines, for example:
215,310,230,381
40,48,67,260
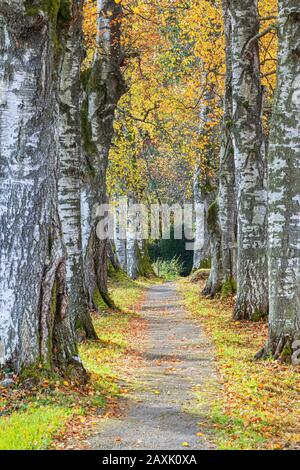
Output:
182,442,189,447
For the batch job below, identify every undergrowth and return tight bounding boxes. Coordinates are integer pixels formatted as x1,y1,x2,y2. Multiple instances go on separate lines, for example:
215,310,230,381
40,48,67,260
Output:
152,257,184,280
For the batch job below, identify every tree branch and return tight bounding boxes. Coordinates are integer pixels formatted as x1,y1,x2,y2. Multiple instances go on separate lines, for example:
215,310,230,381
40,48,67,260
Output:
243,24,278,55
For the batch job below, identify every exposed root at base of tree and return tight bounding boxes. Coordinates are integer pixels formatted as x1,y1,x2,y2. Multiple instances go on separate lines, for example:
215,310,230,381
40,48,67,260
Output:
255,334,299,364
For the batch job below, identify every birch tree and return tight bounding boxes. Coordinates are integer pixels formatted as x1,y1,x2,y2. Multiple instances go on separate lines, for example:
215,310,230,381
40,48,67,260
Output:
192,164,210,271
0,1,79,371
113,196,127,272
257,1,300,361
228,0,268,320
58,0,97,339
202,201,223,297
82,0,126,308
218,0,237,292
126,195,142,280
193,85,215,271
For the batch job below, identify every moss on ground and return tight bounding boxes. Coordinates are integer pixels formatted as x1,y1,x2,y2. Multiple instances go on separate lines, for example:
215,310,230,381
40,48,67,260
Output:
221,278,236,298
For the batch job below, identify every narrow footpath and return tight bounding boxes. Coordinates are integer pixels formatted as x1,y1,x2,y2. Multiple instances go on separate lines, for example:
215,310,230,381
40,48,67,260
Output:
88,282,219,450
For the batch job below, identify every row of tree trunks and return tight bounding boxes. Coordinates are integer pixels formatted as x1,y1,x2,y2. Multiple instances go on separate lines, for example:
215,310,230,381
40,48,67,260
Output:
202,4,237,298
203,1,268,317
0,0,125,372
0,1,79,371
113,195,153,280
204,1,268,318
228,0,268,320
217,0,299,362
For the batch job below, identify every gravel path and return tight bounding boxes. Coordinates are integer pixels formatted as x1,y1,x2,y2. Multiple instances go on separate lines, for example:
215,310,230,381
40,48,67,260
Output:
88,282,218,450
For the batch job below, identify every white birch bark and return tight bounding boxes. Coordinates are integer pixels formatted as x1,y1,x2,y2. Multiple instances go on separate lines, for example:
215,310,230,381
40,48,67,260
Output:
228,0,268,320
0,2,78,370
258,2,300,360
218,0,237,289
126,195,140,279
202,201,223,297
192,164,210,270
83,0,126,308
113,196,127,271
58,0,97,339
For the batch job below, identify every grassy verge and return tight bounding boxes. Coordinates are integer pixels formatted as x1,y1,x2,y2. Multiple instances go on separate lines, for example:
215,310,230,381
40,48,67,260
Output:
178,278,300,450
0,272,153,450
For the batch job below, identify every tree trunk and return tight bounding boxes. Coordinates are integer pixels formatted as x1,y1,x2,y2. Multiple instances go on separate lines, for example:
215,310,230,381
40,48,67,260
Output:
218,1,237,294
193,83,215,271
107,239,122,273
192,164,210,270
202,201,222,297
58,0,97,340
0,2,78,371
228,0,268,320
257,2,300,361
113,196,127,272
126,195,140,280
83,0,126,309
137,239,154,278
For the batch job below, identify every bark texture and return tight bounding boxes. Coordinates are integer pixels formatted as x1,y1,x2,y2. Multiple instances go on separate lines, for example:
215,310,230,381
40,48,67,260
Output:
58,0,97,339
82,0,126,309
192,164,210,270
0,1,78,371
202,201,222,297
257,2,300,361
218,1,237,291
126,195,141,280
193,85,215,271
228,0,268,320
113,196,127,272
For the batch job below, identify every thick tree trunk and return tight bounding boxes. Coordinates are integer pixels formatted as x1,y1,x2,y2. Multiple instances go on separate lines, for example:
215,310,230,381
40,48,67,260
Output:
257,2,300,361
218,1,237,293
83,0,126,309
228,0,268,320
0,2,78,371
58,0,97,340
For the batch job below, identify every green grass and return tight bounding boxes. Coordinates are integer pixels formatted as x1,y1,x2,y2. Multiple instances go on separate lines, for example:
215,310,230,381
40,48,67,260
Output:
0,406,71,450
0,272,153,450
178,278,300,450
152,257,184,280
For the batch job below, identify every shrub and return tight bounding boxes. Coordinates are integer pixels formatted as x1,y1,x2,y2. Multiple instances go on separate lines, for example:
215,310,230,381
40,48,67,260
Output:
152,257,184,280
